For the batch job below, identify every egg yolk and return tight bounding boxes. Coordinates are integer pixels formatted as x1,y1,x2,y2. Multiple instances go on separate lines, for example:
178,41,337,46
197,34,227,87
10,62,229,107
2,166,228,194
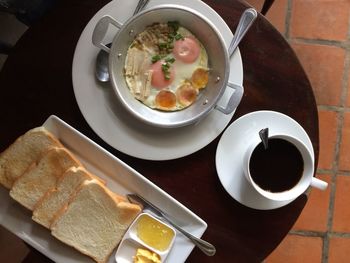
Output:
191,68,209,89
173,37,200,63
150,60,175,89
155,90,177,110
176,83,198,107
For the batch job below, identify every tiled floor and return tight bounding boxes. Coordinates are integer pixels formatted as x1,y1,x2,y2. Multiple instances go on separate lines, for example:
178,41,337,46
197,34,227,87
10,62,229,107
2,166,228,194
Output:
0,0,349,262
245,0,350,262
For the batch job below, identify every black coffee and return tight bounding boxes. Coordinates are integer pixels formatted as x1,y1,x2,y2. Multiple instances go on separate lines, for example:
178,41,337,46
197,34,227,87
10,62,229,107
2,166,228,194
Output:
249,138,304,193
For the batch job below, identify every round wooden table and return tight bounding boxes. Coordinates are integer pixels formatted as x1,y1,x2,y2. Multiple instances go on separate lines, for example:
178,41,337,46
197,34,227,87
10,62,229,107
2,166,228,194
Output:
0,0,318,262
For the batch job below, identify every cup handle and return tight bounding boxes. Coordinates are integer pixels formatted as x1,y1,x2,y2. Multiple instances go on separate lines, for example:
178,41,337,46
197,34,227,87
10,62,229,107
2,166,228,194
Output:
310,177,328,190
92,15,123,53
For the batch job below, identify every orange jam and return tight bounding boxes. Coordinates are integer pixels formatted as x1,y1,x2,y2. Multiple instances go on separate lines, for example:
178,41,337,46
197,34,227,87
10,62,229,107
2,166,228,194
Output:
137,215,174,251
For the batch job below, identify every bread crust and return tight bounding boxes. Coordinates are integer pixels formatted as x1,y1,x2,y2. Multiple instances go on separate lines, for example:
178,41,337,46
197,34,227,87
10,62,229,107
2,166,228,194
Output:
0,127,62,189
9,147,82,210
51,180,141,263
33,166,91,228
1,127,143,263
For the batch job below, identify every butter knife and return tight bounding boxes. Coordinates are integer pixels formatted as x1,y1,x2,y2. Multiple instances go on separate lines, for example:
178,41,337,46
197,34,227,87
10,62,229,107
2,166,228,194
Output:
127,194,216,256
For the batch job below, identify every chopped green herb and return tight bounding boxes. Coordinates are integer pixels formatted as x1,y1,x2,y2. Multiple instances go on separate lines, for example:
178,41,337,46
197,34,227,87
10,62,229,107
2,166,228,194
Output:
151,54,161,63
161,63,169,70
167,21,179,32
153,21,181,79
165,57,175,63
175,33,184,40
158,42,168,49
169,31,177,38
161,61,173,80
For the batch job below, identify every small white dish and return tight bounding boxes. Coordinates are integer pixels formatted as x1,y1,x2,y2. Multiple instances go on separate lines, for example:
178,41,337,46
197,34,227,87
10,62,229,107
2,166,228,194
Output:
72,0,243,160
215,111,314,210
115,213,176,263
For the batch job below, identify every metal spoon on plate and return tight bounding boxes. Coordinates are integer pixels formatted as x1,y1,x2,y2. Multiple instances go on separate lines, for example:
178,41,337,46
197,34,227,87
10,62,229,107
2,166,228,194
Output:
228,8,257,57
95,0,149,82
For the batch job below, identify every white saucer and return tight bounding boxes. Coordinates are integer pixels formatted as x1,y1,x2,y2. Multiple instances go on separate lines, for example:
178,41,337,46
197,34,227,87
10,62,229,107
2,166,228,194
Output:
215,111,314,210
72,0,243,161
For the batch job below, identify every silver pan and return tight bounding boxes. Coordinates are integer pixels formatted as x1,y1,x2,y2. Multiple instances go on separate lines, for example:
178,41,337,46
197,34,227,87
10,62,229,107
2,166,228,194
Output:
92,4,254,128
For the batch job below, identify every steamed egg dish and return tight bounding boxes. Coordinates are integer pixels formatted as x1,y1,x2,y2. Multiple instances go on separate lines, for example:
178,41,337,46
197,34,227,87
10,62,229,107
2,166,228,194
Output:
124,21,209,111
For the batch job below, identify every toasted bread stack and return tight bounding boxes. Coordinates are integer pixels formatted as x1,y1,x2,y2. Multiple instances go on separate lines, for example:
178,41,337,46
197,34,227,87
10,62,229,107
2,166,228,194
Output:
0,127,63,189
51,179,141,263
33,166,98,228
0,127,142,263
10,147,82,210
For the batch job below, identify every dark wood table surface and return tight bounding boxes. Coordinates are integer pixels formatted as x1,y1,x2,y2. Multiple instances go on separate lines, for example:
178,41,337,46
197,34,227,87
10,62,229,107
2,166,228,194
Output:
0,0,318,262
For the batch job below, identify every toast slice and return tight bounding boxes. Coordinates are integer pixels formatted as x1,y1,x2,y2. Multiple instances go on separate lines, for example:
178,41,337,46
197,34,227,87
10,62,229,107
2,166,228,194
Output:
33,166,96,228
51,180,141,263
0,127,62,189
10,147,81,210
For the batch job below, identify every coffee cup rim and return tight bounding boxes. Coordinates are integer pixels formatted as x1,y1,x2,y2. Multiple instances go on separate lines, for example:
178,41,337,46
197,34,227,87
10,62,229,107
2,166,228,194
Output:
243,133,314,202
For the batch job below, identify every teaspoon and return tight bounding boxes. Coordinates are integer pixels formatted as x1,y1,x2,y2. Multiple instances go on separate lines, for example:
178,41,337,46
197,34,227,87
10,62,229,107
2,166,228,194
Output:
228,8,257,57
259,128,269,149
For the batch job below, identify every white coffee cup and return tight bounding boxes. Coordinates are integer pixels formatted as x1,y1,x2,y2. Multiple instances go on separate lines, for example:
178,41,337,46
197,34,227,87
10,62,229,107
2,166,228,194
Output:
243,133,328,202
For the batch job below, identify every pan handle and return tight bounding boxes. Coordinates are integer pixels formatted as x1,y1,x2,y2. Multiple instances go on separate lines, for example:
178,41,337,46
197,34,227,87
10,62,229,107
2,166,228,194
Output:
215,82,244,114
92,15,123,53
228,8,257,57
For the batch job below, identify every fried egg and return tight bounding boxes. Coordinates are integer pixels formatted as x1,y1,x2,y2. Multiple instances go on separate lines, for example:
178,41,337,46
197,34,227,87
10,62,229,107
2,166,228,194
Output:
124,22,209,111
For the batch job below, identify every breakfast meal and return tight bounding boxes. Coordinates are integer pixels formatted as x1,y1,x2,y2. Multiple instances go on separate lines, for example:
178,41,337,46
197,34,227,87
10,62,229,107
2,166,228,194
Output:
124,21,209,111
0,127,142,263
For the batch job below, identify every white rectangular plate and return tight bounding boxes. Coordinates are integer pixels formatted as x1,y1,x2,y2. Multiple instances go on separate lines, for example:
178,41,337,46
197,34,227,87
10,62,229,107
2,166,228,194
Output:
0,115,207,263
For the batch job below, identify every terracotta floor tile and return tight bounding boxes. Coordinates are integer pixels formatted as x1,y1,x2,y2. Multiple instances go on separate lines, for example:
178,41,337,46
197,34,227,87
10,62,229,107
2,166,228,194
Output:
328,237,350,263
347,72,350,106
244,0,288,34
265,234,322,262
264,0,288,34
291,43,345,106
332,175,350,232
339,112,350,171
290,0,350,41
292,174,331,232
347,70,350,107
244,0,263,11
318,110,338,170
